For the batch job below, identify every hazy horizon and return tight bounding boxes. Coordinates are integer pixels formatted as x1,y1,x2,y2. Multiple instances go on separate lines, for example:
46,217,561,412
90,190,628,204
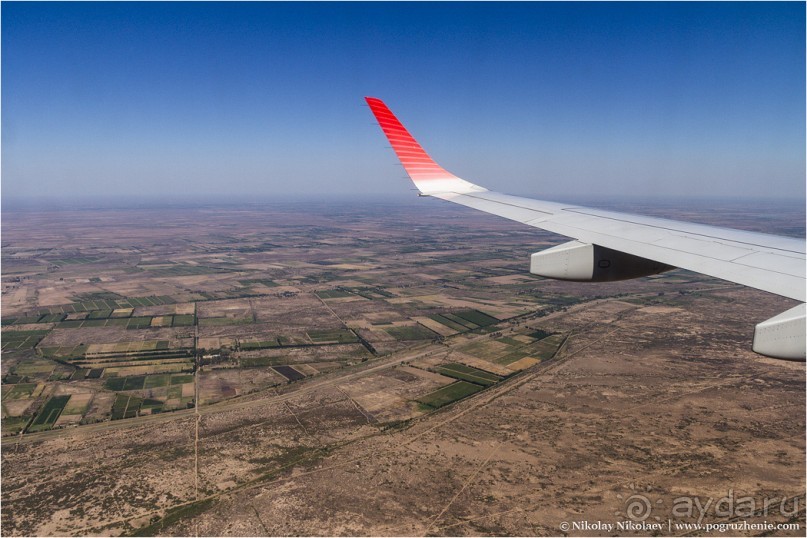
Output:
3,190,806,210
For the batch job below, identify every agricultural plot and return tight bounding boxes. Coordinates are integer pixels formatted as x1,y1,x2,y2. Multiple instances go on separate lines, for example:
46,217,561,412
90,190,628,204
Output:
453,309,499,327
126,317,155,329
412,316,458,337
12,359,56,378
1,330,50,350
10,316,43,325
84,340,171,356
141,264,232,277
441,313,478,329
102,361,194,377
27,395,71,432
38,313,66,323
416,380,484,409
53,316,155,329
272,365,306,382
427,314,468,332
111,394,143,420
383,324,438,341
62,393,93,416
105,375,148,391
2,383,38,400
315,289,354,299
433,363,503,387
23,295,178,319
425,309,499,334
456,329,565,369
150,316,173,328
528,329,553,340
38,344,89,359
172,314,195,327
1,416,31,435
104,373,194,392
514,333,566,362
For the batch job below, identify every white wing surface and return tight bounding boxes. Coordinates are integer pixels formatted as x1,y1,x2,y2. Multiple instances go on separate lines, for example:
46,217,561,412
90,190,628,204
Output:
365,97,806,360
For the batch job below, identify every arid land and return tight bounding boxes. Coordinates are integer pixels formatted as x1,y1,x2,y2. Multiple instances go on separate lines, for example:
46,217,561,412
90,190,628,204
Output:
1,197,804,536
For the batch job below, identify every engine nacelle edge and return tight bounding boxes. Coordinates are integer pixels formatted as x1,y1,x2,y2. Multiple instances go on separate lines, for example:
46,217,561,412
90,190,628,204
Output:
530,240,674,282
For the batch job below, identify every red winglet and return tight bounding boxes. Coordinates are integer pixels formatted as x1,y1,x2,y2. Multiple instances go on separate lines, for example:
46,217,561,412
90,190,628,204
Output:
365,97,458,183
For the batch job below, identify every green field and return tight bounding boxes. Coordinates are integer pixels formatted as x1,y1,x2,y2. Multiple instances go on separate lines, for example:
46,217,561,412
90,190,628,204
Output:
316,289,354,299
427,314,468,332
434,363,503,387
27,395,71,432
416,381,484,409
170,374,194,385
1,329,50,350
111,394,143,420
453,309,499,327
144,374,171,388
25,295,178,317
2,416,31,435
14,359,56,376
494,350,529,365
427,310,499,333
528,330,553,340
384,324,438,341
172,314,195,327
105,375,147,391
105,373,192,391
441,313,478,329
38,313,66,323
2,383,38,400
38,344,89,359
496,336,523,346
126,317,154,329
11,316,42,325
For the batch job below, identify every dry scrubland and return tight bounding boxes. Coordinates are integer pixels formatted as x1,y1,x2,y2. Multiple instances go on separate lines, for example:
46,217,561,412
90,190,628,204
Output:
1,198,804,536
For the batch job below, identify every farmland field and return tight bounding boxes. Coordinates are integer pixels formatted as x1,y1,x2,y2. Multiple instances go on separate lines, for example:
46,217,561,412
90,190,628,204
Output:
27,395,70,432
384,324,438,341
272,365,305,382
416,380,484,409
433,363,503,386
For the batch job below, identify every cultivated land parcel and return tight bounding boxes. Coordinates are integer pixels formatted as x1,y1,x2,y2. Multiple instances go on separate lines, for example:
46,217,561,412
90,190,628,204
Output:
1,199,804,536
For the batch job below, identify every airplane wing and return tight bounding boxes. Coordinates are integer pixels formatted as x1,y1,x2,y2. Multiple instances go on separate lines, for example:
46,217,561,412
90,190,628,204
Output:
365,97,806,360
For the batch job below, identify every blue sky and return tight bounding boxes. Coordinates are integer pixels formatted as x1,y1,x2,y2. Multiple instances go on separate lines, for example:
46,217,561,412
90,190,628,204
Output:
2,2,804,203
